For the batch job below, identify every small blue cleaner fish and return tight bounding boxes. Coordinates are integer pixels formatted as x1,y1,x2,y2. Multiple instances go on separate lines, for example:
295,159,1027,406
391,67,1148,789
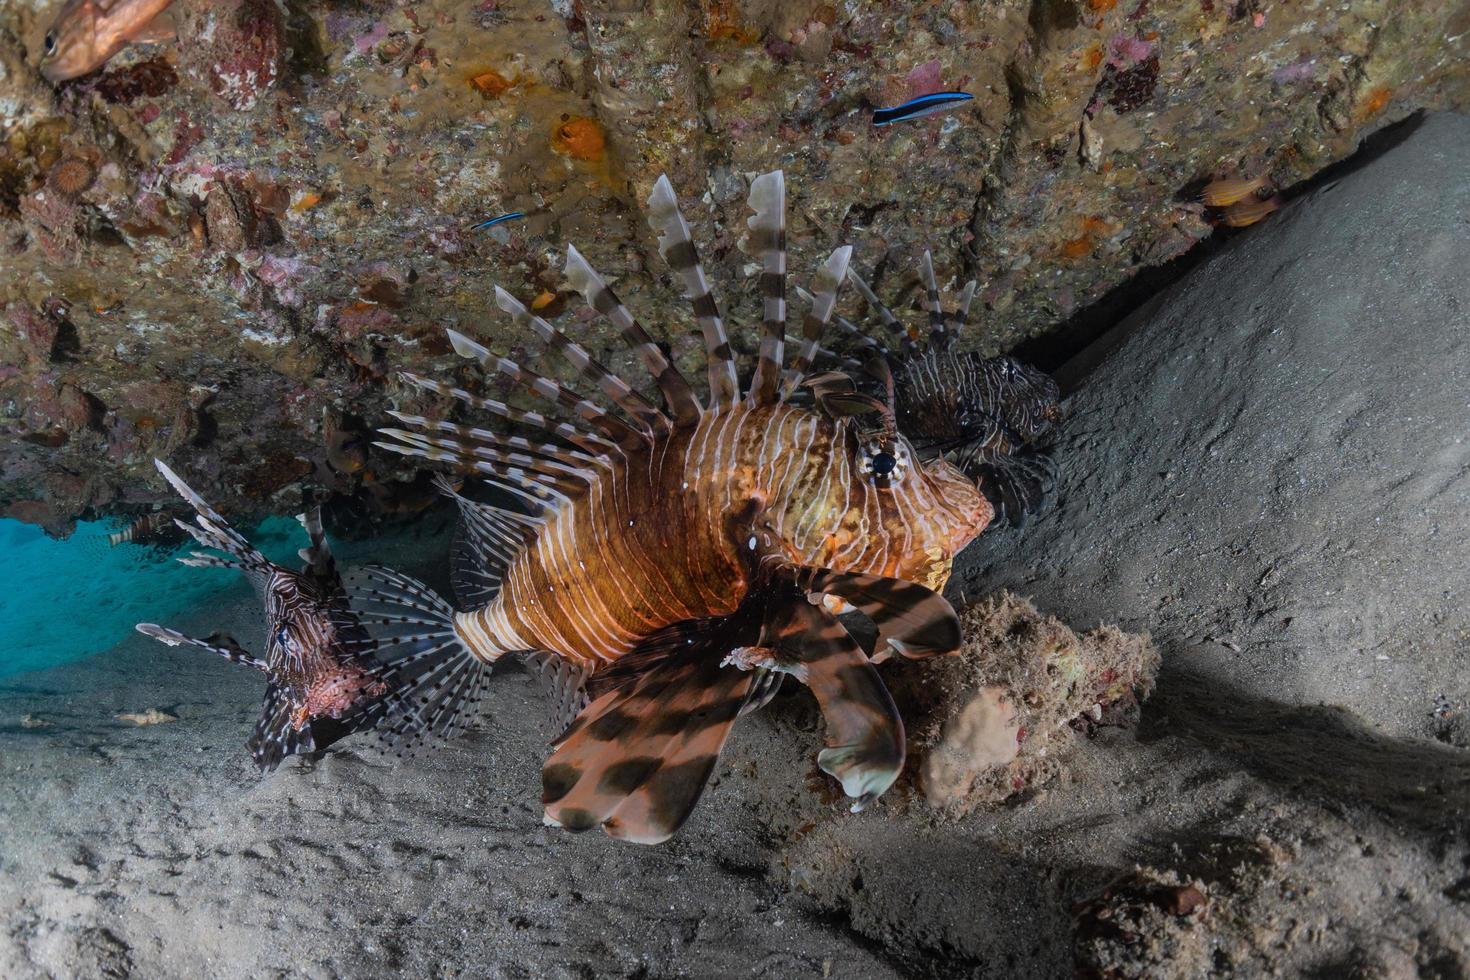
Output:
471,212,524,231
872,91,974,126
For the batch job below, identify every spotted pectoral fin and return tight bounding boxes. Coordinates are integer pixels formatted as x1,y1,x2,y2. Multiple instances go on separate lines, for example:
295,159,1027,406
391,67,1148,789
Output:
542,636,756,844
248,683,317,773
795,567,962,661
762,596,905,810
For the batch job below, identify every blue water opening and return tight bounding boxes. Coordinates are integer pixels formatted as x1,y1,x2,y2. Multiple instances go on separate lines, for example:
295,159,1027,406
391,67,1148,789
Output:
0,516,310,679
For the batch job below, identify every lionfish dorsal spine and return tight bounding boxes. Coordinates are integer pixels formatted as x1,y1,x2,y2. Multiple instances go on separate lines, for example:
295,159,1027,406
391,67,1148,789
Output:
444,329,645,452
492,286,670,437
845,265,918,358
398,372,616,458
563,243,703,427
645,174,741,409
742,170,787,405
783,245,853,400
953,279,978,336
919,250,948,349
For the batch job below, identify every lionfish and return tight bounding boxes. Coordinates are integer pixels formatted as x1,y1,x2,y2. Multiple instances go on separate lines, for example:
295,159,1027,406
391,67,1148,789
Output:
352,170,994,843
135,460,388,770
803,253,1063,526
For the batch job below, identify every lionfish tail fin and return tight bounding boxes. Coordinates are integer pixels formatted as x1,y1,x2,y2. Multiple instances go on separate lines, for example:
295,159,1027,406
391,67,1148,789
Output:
343,565,496,755
741,170,787,404
542,621,757,844
563,243,702,425
645,173,740,407
134,624,268,671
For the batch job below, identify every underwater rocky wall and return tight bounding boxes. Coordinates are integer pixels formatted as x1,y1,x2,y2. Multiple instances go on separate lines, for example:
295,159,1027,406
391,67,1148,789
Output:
1,0,1467,532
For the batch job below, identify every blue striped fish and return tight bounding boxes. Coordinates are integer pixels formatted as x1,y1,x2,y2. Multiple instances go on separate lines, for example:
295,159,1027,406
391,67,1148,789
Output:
872,91,974,126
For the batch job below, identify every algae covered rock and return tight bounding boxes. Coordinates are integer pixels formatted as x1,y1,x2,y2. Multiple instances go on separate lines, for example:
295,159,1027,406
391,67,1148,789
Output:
905,592,1159,813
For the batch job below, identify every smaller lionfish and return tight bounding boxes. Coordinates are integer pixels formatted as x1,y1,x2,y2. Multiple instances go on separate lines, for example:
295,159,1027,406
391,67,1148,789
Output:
801,253,1063,526
135,460,387,770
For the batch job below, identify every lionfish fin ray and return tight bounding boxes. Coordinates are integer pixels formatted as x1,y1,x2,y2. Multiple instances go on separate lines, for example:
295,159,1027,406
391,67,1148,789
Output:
493,286,669,436
563,244,702,425
783,246,852,399
759,590,904,809
248,683,317,772
645,174,740,407
919,250,947,349
796,567,961,661
741,170,787,404
134,624,268,671
445,331,646,451
523,651,594,738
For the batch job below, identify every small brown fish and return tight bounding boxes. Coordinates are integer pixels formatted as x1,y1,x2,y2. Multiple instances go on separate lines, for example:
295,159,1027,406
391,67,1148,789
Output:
39,0,177,83
1223,195,1282,228
1201,174,1269,207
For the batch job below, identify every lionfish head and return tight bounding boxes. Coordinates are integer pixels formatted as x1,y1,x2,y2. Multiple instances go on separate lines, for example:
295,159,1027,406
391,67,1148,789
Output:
991,356,1062,443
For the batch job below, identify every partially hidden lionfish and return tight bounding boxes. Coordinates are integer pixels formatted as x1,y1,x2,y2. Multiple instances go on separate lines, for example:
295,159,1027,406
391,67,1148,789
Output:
350,170,994,843
800,253,1063,526
135,460,388,771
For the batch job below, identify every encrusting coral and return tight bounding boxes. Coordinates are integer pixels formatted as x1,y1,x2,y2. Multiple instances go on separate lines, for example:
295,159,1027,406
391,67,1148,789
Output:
902,592,1159,814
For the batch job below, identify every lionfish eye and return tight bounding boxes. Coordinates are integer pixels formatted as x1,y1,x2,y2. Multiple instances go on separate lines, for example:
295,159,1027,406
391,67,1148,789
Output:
43,31,55,55
871,451,897,477
274,626,293,649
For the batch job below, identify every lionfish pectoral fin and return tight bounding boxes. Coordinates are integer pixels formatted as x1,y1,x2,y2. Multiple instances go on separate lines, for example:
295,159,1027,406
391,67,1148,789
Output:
249,683,317,773
795,567,962,662
134,624,269,672
762,594,905,810
542,623,757,844
962,444,1058,528
342,565,495,755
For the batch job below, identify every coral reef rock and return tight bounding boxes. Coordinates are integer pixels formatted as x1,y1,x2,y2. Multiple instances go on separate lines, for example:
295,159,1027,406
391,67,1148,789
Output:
906,592,1159,814
1,0,1468,530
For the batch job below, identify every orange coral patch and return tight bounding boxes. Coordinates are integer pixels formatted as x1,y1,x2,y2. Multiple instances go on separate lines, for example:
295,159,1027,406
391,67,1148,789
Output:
1061,236,1092,258
1084,44,1105,72
1359,86,1392,120
469,69,516,99
1088,0,1117,10
551,116,606,162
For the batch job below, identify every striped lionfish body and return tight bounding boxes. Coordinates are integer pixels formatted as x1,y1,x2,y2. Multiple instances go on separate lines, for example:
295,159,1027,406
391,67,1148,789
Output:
136,460,388,771
819,253,1063,526
356,171,993,843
